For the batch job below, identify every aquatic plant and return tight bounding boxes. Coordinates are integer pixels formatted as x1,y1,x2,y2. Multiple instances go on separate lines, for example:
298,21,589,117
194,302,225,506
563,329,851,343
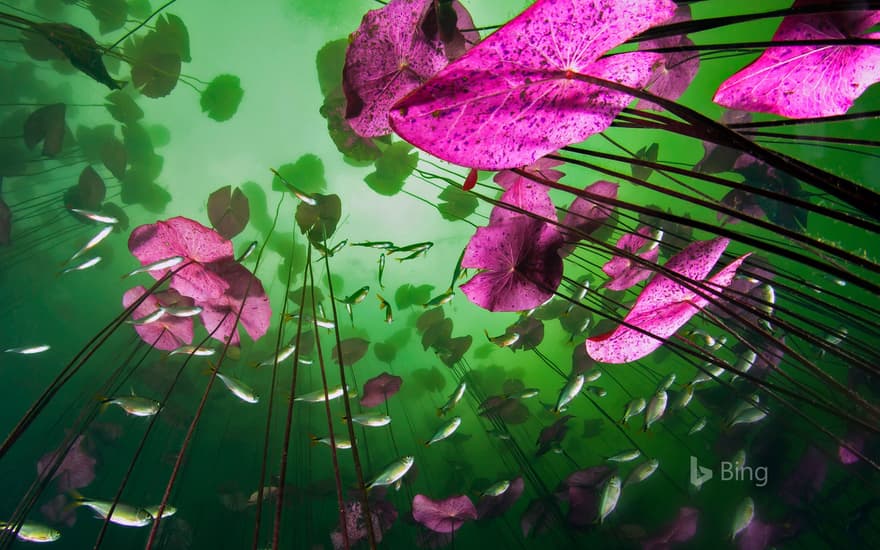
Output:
0,0,878,549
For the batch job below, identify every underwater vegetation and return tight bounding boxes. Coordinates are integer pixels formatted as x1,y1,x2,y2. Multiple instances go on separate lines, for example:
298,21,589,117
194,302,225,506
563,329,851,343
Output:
0,0,878,548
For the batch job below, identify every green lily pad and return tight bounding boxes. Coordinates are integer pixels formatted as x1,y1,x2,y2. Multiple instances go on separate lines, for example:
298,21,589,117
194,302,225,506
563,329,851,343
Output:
64,165,106,210
437,184,478,221
316,38,348,97
88,0,127,34
332,337,370,366
272,154,326,195
394,283,434,309
200,74,244,122
373,341,397,364
105,90,143,124
295,193,341,244
23,103,66,157
131,51,181,98
364,141,417,196
101,136,127,180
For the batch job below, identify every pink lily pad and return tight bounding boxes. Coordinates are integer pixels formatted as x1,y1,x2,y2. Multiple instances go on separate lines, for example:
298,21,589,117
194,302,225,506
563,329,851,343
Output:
343,0,453,137
122,286,195,351
460,216,564,312
561,180,618,242
642,507,699,549
360,372,403,408
493,156,565,190
128,216,234,302
389,0,675,169
636,5,699,111
489,176,557,226
602,226,660,291
197,260,271,346
37,435,96,492
587,237,750,364
714,3,880,118
412,494,477,533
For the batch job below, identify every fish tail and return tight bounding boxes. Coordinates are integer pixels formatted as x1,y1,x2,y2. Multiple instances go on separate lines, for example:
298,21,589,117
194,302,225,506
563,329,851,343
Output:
483,329,491,342
436,407,444,417
341,415,349,424
66,489,85,508
308,434,320,447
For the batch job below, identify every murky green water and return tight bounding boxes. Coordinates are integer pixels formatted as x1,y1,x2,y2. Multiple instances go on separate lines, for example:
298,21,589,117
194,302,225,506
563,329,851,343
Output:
0,0,878,548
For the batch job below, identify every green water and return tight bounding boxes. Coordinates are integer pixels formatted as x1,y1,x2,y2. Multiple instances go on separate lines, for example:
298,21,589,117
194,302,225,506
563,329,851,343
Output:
0,0,878,548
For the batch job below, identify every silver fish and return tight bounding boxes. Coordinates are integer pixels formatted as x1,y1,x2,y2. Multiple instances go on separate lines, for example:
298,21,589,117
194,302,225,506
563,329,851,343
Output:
367,456,414,491
123,256,185,278
60,256,101,275
4,345,50,355
425,416,461,446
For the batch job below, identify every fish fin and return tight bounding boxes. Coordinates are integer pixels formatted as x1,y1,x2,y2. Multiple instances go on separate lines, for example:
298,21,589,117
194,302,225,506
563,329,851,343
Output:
309,434,320,447
394,479,402,492
341,415,349,424
483,329,491,342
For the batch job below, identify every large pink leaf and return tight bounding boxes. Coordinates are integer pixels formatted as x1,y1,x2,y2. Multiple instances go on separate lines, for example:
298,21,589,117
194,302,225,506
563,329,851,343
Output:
493,156,565,190
636,5,699,111
198,261,271,346
586,237,750,363
642,507,699,549
714,3,880,118
489,177,557,225
37,436,96,492
122,286,194,351
389,0,675,169
460,217,563,312
601,226,659,291
128,217,234,301
412,494,477,533
343,0,453,137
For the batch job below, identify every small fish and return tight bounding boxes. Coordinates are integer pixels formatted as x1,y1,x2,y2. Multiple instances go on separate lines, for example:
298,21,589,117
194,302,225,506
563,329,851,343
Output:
0,521,61,543
672,385,694,410
621,398,646,425
438,381,467,416
731,449,746,472
67,225,113,263
728,406,767,428
479,479,510,497
425,416,461,446
689,362,726,386
68,207,118,224
598,476,622,524
394,248,430,262
101,394,160,417
68,490,152,527
338,286,370,306
295,385,352,403
586,386,607,398
309,434,352,449
388,241,433,255
606,449,641,463
449,247,466,291
584,370,602,383
553,374,585,413
730,350,757,381
256,343,297,368
4,345,50,355
486,428,511,440
122,256,185,279
367,456,414,491
507,388,540,400
377,294,393,323
284,312,336,330
624,459,659,487
270,167,317,205
60,256,101,275
209,366,259,404
684,329,716,348
378,253,386,289
644,390,667,432
161,305,203,318
484,329,519,348
236,241,258,262
168,345,215,357
127,308,165,326
758,284,775,330
143,505,177,520
344,412,391,427
656,373,676,392
726,394,761,428
352,241,396,249
688,417,707,435
423,289,454,308
731,497,755,540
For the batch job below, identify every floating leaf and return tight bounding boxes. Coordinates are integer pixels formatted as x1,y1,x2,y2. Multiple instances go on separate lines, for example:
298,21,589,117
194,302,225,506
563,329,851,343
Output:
506,316,544,351
636,5,699,111
76,124,115,163
461,215,564,312
412,494,477,533
364,141,418,196
36,435,96,493
560,180,618,249
153,14,191,62
631,143,658,181
295,193,341,243
438,185,478,221
101,202,128,232
601,227,660,291
422,318,452,350
642,507,699,549
389,0,675,168
374,341,398,364
360,372,403,407
412,367,446,393
65,165,106,211
88,0,128,34
23,103,66,157
416,306,446,333
198,261,272,346
316,39,348,96
420,0,480,61
436,334,471,367
332,337,370,366
122,286,194,350
714,5,880,118
101,137,126,180
105,90,143,124
34,23,122,90
395,283,434,309
200,74,244,122
207,185,250,239
272,154,326,195
320,90,384,161
342,0,451,137
586,237,750,363
131,52,181,98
